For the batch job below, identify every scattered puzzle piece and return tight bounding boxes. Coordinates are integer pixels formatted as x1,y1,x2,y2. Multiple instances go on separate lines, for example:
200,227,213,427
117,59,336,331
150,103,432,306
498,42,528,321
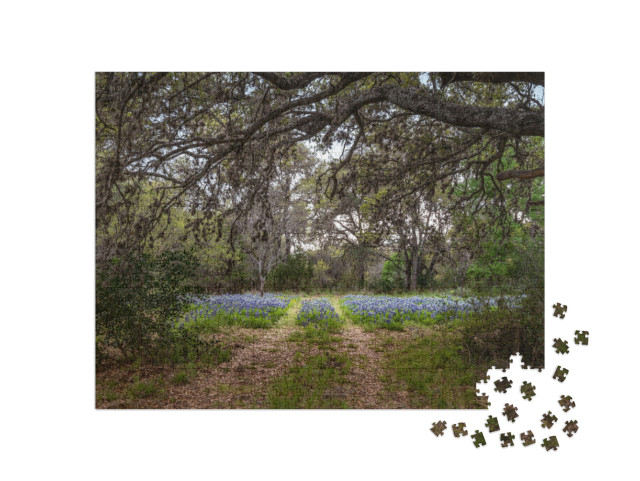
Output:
471,430,486,448
558,395,576,412
430,421,447,436
503,403,519,422
452,423,468,437
500,432,515,447
575,330,589,345
541,411,558,429
563,420,579,437
485,415,500,433
553,366,569,382
521,381,536,400
553,303,567,318
494,376,513,393
553,338,570,355
520,431,536,446
541,436,559,451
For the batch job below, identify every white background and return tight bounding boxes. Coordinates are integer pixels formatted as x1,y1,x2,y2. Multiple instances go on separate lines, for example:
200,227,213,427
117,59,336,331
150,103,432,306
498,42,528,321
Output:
1,1,639,479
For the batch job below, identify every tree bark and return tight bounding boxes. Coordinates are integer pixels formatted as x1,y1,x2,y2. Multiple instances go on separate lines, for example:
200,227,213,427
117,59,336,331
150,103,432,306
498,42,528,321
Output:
410,248,420,291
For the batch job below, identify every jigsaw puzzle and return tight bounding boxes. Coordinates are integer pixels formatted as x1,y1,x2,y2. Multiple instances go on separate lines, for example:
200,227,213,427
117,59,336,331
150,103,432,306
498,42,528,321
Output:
500,432,515,447
520,431,536,446
521,381,536,400
503,403,519,422
494,376,513,393
485,415,500,433
452,423,468,437
541,411,558,429
553,366,569,382
575,330,589,345
430,421,447,436
541,436,559,451
558,395,576,412
553,303,567,318
553,338,570,355
471,430,486,448
563,420,579,437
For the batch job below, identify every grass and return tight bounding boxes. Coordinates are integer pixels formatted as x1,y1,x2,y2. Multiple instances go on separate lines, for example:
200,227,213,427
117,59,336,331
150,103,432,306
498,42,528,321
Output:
128,375,165,399
380,333,485,408
267,352,352,408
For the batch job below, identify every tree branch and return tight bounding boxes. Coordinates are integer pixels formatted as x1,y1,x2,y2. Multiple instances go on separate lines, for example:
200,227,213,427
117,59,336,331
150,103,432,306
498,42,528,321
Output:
495,167,545,181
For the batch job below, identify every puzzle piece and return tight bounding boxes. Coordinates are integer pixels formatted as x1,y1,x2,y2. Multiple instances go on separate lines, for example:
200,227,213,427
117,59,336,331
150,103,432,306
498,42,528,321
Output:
494,376,513,393
475,389,491,407
452,423,468,437
553,338,570,355
501,357,514,373
521,381,536,400
558,395,576,412
553,303,567,318
500,432,515,447
563,420,579,437
485,415,500,433
541,436,559,451
553,366,569,382
520,430,536,446
471,430,486,448
575,330,589,345
503,403,519,422
541,411,558,429
430,420,447,436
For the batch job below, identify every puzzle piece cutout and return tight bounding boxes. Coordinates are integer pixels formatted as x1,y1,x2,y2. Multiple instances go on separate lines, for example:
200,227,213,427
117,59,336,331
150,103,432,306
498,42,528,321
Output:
575,330,589,345
541,411,558,429
500,432,515,447
494,376,513,393
558,395,576,412
471,430,486,448
485,415,500,433
520,430,536,446
553,366,569,382
521,381,536,400
503,403,519,422
553,303,567,318
563,420,579,437
553,338,570,355
541,436,559,451
430,421,447,436
452,423,468,437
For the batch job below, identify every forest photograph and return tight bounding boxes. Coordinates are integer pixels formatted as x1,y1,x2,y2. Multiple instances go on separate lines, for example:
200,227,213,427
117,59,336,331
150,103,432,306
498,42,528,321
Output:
95,72,545,409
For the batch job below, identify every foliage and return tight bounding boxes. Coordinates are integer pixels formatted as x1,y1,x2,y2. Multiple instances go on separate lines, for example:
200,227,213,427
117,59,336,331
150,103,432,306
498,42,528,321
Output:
267,253,313,291
96,249,201,361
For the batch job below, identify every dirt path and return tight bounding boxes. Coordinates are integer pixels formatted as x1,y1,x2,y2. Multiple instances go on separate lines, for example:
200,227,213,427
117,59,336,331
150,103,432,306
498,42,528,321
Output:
97,297,419,408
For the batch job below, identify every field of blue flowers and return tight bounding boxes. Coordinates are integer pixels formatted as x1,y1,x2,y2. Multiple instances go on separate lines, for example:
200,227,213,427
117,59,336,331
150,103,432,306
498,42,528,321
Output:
174,292,523,332
178,293,295,329
296,298,342,332
340,294,524,330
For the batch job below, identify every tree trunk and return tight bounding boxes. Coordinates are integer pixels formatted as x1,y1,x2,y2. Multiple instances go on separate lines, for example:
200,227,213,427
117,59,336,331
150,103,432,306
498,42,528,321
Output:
410,248,420,291
259,276,265,297
403,252,411,291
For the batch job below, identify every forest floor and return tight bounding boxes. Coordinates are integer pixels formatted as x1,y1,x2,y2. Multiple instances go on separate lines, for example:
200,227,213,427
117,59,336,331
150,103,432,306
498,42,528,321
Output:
96,295,488,409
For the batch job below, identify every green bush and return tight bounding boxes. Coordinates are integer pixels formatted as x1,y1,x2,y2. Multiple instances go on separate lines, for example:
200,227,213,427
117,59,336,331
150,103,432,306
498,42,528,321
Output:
96,249,201,362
